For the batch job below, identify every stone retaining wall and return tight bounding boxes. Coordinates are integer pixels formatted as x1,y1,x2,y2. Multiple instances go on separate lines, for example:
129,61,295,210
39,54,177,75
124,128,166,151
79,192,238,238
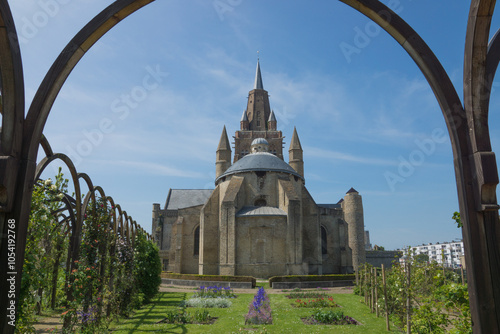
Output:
162,278,253,289
271,280,354,289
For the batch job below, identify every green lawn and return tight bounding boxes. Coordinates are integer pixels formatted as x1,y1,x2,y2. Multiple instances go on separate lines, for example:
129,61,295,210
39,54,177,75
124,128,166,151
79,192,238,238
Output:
109,291,402,333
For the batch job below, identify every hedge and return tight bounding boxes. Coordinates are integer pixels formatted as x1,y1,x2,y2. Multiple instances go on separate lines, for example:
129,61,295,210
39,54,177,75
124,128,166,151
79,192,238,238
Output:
161,272,256,288
268,274,355,284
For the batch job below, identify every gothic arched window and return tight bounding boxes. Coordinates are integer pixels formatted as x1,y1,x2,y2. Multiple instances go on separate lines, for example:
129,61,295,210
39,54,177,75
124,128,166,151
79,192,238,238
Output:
194,226,200,256
321,226,328,255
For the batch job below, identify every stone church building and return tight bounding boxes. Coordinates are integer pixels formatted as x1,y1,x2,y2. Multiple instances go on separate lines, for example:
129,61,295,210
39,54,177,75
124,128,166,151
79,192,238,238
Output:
152,61,367,278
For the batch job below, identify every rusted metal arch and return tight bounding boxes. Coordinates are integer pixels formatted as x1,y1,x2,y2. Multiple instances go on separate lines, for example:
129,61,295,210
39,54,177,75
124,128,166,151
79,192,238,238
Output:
107,196,118,233
23,0,155,164
0,2,155,332
114,203,125,238
338,0,466,152
122,210,131,244
0,1,24,213
40,135,54,158
338,0,500,331
465,0,496,153
485,28,500,94
34,154,82,222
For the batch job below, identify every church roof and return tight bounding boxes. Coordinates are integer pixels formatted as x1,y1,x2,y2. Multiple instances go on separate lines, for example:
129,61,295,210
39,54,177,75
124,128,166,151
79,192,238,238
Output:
346,187,358,194
254,60,264,90
236,206,287,217
216,152,304,182
165,189,213,210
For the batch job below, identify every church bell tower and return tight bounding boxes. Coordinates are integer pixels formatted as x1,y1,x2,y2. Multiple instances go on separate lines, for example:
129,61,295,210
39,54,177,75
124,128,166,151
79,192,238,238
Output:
233,60,284,162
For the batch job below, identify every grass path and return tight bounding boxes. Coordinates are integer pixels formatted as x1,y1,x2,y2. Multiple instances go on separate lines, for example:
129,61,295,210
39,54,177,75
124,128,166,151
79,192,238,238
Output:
109,291,402,333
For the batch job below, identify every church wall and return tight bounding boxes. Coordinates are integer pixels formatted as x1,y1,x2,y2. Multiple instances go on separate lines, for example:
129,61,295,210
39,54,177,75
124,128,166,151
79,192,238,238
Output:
319,208,347,274
234,215,287,278
301,188,322,275
178,206,203,274
199,187,220,275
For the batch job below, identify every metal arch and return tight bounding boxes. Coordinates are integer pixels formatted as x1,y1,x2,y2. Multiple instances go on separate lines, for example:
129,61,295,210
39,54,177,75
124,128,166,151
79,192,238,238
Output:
39,135,54,158
464,0,496,153
338,0,467,157
338,0,500,330
0,1,155,332
0,0,24,212
106,196,118,233
0,0,24,157
23,0,155,164
484,28,500,104
122,211,130,244
115,204,125,237
34,154,82,220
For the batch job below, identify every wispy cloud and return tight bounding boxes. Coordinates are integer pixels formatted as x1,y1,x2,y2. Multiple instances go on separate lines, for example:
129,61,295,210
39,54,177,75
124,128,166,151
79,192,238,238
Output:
305,146,398,166
88,159,205,178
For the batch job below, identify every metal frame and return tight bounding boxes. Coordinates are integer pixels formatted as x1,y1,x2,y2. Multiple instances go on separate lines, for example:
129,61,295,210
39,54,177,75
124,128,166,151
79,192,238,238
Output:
0,0,499,332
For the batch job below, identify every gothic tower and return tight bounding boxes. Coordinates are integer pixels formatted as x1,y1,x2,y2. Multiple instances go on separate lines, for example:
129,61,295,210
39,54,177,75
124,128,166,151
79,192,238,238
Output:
233,60,284,162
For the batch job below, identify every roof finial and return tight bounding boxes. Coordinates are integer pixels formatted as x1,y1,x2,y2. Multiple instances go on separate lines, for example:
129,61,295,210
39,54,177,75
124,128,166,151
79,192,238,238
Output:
257,50,260,61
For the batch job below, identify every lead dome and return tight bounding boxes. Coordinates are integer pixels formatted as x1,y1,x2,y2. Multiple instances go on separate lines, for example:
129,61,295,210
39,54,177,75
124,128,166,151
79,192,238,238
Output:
251,138,269,153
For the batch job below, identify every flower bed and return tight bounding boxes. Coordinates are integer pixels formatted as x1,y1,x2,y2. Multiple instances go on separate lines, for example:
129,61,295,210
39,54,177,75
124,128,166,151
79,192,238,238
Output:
157,309,216,325
193,285,236,299
302,309,358,325
181,297,232,308
292,296,338,308
244,287,272,325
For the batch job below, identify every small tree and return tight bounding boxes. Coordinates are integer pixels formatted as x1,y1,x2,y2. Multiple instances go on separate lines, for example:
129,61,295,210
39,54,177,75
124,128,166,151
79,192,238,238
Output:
133,231,162,303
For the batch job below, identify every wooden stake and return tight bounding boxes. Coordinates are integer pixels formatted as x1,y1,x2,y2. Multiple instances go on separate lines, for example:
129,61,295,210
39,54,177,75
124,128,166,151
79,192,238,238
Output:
375,267,379,317
382,264,390,331
407,262,411,334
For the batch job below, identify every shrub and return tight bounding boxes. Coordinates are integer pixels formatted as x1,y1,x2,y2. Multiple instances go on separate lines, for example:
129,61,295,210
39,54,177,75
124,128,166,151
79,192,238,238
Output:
160,309,213,324
292,296,338,308
134,231,162,303
181,297,232,308
286,291,330,299
309,309,357,325
193,285,236,299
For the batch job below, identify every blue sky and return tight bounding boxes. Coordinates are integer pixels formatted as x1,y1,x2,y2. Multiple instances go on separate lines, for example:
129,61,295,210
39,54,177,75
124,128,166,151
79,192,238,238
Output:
8,0,500,250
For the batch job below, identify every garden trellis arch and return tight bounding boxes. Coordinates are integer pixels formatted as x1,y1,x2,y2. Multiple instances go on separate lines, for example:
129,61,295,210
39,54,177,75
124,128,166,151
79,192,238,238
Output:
0,0,499,332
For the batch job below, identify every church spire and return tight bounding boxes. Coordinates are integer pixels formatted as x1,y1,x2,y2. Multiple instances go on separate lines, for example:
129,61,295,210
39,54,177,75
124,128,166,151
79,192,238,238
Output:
240,110,249,130
216,126,232,178
268,110,277,130
254,60,264,90
289,127,304,178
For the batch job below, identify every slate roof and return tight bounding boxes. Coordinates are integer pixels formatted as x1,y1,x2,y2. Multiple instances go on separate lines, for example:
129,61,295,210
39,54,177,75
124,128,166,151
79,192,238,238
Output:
216,152,303,182
165,189,213,210
236,206,287,217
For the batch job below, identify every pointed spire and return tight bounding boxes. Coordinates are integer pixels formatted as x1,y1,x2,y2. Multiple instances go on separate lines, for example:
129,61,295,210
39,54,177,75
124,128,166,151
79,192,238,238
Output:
217,126,231,151
268,110,276,122
216,126,232,179
241,110,248,122
289,127,304,178
240,110,249,130
254,60,264,90
290,127,302,150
